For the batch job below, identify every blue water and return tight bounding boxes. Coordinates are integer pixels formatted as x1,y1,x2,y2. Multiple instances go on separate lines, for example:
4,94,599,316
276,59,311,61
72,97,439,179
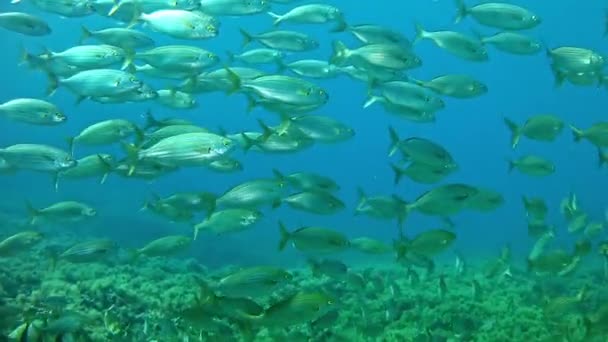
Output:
0,0,607,271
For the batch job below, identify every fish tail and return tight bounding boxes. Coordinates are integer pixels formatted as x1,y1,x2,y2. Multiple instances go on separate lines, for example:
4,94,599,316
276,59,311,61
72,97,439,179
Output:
79,25,91,44
389,163,404,185
331,18,348,33
121,142,139,176
503,117,521,149
66,136,76,156
570,125,584,142
363,94,381,109
272,168,285,181
121,48,135,71
413,23,426,44
454,0,468,24
97,154,114,184
267,12,282,26
132,125,145,146
108,0,123,16
25,200,39,226
387,126,400,157
223,66,241,95
245,94,258,114
239,28,253,47
45,71,59,97
278,221,290,251
226,50,235,63
507,159,516,173
240,132,257,152
598,148,608,168
257,119,274,142
355,187,368,215
143,109,158,130
17,43,33,68
550,65,566,88
275,58,287,74
329,40,348,65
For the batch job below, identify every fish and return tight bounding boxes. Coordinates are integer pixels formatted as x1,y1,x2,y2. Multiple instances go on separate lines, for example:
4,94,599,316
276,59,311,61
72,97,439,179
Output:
200,0,270,16
156,89,196,109
414,24,487,62
47,69,145,103
136,235,192,257
80,26,155,49
268,4,346,31
133,10,219,40
26,200,96,225
350,237,391,254
216,177,286,208
481,32,542,55
0,12,51,36
308,258,348,279
68,119,142,154
282,190,345,215
522,196,548,221
388,126,457,169
193,208,263,238
278,221,350,254
0,231,43,256
331,40,422,70
0,98,66,125
255,291,334,327
508,155,555,177
455,1,541,30
571,122,608,147
240,29,319,51
214,265,292,298
411,74,487,98
58,154,115,185
59,239,117,263
504,115,564,148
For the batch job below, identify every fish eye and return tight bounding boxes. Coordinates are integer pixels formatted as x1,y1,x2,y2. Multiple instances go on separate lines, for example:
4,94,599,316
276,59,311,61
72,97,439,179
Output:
207,53,215,58
129,76,137,82
206,24,216,33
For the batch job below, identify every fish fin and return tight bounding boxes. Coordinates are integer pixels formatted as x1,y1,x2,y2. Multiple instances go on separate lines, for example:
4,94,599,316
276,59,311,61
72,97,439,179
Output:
362,93,377,109
507,159,515,173
267,12,282,26
143,109,158,130
331,19,348,33
503,117,520,149
66,137,76,156
329,40,348,65
570,125,584,142
25,200,39,226
45,71,59,97
387,126,400,157
121,48,135,71
193,224,200,241
389,163,404,185
245,94,257,114
454,0,468,24
225,50,235,63
257,119,274,142
223,66,241,95
240,132,256,152
598,148,608,168
278,221,290,251
413,23,426,44
355,187,367,214
121,142,139,176
109,0,124,16
53,173,59,193
79,25,91,44
75,96,87,105
272,168,285,182
239,28,253,47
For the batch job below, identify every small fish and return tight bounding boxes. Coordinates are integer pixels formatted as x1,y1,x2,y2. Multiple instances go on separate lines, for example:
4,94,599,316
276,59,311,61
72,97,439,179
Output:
156,89,196,109
136,235,192,257
0,98,66,125
280,59,340,79
308,258,348,279
193,208,262,238
69,119,142,154
0,12,51,36
455,1,541,30
240,28,319,52
59,239,116,263
504,115,564,148
256,291,334,327
522,196,548,221
26,200,96,225
227,48,283,66
571,122,608,148
548,47,605,73
278,221,350,254
350,237,391,254
215,266,292,298
331,40,422,70
388,126,457,169
481,32,541,55
0,231,43,256
199,0,270,16
80,26,155,49
58,154,114,185
269,4,346,31
273,169,339,192
400,229,456,257
347,24,411,48
134,9,219,40
47,69,145,103
390,162,453,185
414,24,487,62
217,177,286,208
411,74,487,99
508,155,555,177
282,190,345,215
465,188,504,212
